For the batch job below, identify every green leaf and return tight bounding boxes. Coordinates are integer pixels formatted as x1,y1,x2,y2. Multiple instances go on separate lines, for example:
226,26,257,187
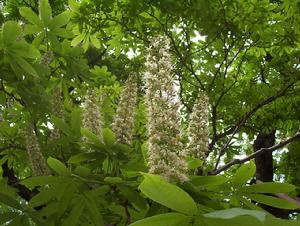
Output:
90,34,101,48
240,182,297,194
103,128,116,148
68,152,103,164
71,33,85,46
21,176,64,188
14,56,37,76
246,194,299,209
203,208,266,222
187,157,203,169
139,173,198,215
28,184,61,208
232,161,255,187
52,116,72,135
39,0,52,26
24,24,43,35
47,157,70,176
104,177,123,184
81,128,103,145
62,198,85,226
118,185,148,210
0,192,22,210
51,28,74,38
19,7,42,27
84,192,104,226
0,212,19,225
49,11,71,28
3,21,21,45
191,175,228,187
129,213,191,226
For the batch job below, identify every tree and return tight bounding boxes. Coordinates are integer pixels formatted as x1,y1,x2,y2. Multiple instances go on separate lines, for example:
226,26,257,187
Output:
0,0,300,225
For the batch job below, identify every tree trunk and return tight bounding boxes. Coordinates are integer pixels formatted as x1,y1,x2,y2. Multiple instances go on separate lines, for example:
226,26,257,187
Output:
253,130,289,218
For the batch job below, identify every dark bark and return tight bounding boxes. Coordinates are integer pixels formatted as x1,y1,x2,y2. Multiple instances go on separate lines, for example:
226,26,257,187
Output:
2,160,38,201
253,130,289,218
254,131,276,182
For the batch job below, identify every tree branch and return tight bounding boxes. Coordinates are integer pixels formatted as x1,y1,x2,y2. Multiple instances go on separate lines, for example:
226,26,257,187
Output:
210,129,300,175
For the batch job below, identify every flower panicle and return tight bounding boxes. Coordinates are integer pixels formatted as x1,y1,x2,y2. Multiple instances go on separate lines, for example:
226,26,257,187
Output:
112,74,138,145
145,35,188,183
82,88,103,141
186,91,209,160
25,123,50,176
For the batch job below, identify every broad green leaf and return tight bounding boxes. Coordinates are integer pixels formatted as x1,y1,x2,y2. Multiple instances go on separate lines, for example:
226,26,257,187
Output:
81,128,103,145
73,166,90,177
47,157,70,176
104,177,123,184
49,11,71,28
33,33,45,47
68,152,102,163
203,208,266,222
14,56,37,76
52,116,72,135
187,157,203,169
11,43,40,59
82,33,90,52
103,128,116,148
39,0,52,26
24,24,43,35
198,215,264,226
21,176,64,187
118,185,148,210
246,194,299,209
90,34,101,48
28,183,63,208
0,192,22,210
191,175,228,187
139,173,198,215
0,212,19,225
71,33,85,46
84,193,104,226
240,182,297,194
129,213,191,226
19,7,42,27
3,21,21,45
51,28,73,38
232,161,255,187
62,198,85,226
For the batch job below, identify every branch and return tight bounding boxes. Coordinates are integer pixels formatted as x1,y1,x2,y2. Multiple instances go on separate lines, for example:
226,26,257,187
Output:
210,129,300,175
209,83,294,150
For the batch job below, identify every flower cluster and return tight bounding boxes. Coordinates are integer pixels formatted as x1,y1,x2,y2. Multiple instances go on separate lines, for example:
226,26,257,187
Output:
186,91,209,160
145,36,188,183
49,87,64,141
25,123,50,176
82,88,103,140
112,74,138,145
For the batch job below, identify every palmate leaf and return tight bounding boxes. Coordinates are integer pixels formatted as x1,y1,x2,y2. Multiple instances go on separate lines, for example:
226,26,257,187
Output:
2,21,21,46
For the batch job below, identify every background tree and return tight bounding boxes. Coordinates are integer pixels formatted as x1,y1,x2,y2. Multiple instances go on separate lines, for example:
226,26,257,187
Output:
0,0,300,225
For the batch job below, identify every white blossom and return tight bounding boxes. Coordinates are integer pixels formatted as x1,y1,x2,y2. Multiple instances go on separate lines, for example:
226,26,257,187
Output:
145,36,188,183
49,87,64,141
186,91,209,160
25,123,50,176
112,74,138,144
82,88,103,141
